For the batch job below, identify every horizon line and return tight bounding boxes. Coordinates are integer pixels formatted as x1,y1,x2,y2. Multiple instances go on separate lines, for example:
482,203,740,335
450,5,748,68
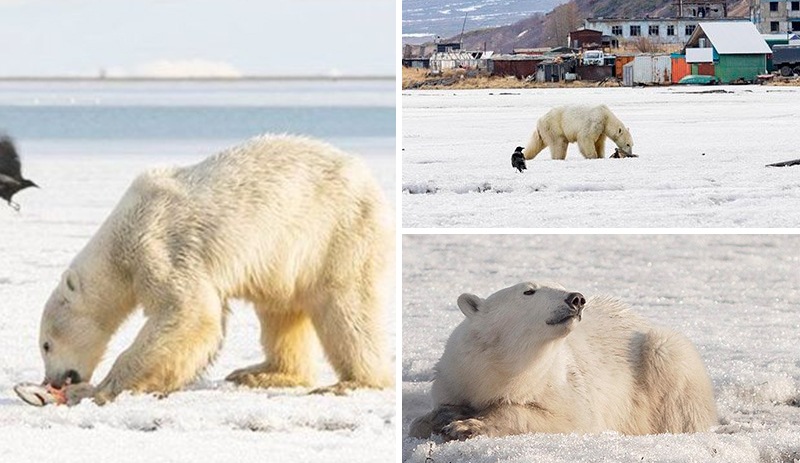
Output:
0,75,395,82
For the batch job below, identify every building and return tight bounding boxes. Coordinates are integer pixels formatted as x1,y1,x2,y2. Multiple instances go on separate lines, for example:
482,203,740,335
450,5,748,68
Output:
683,21,771,82
584,18,749,45
429,50,493,72
568,28,603,49
751,0,800,33
673,0,728,18
490,55,545,79
585,0,740,45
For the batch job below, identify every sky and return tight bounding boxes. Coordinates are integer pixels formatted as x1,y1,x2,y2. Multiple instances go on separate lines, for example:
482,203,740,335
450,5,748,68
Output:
0,0,395,77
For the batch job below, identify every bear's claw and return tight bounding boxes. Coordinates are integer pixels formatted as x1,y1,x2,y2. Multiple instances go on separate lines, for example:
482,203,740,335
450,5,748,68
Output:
441,418,488,441
225,370,311,389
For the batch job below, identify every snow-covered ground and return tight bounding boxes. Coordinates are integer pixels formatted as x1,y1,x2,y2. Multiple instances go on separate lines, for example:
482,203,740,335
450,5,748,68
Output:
402,86,800,228
402,234,800,462
0,140,396,462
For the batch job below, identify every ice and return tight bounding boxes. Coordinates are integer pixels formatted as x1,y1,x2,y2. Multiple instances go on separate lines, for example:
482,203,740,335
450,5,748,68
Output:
402,86,800,228
0,139,395,462
402,234,800,462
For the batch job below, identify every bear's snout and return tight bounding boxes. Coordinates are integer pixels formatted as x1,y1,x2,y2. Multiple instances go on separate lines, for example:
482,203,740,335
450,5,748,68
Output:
565,292,586,310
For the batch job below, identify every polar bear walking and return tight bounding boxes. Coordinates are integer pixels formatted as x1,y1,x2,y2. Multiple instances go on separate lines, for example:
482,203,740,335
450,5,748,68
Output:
38,134,393,404
410,282,717,440
524,105,634,160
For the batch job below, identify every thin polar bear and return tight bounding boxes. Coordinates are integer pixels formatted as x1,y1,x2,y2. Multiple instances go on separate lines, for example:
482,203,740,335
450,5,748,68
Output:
38,134,394,405
524,104,634,160
409,281,717,440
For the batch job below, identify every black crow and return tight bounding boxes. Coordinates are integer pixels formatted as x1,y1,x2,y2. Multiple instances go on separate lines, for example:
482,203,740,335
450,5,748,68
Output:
0,136,38,211
511,146,527,173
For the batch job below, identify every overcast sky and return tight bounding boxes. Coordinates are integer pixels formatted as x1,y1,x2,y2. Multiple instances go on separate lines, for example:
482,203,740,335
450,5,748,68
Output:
0,0,395,77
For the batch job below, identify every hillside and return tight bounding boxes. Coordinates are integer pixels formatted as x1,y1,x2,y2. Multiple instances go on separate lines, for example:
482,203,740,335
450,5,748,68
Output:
447,0,751,53
402,0,565,40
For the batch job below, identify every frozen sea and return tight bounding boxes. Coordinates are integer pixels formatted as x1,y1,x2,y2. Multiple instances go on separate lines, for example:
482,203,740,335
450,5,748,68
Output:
402,86,800,228
0,80,396,462
402,234,800,463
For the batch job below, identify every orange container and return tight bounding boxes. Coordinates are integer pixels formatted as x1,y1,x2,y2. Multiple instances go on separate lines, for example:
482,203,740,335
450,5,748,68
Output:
615,55,635,79
671,56,691,83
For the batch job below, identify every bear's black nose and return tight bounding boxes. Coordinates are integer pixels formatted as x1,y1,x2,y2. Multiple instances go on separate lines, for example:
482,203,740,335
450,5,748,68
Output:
565,292,586,310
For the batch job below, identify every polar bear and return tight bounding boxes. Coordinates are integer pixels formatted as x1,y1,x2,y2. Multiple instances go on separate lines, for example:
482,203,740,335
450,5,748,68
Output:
409,282,717,440
38,134,393,405
524,105,634,160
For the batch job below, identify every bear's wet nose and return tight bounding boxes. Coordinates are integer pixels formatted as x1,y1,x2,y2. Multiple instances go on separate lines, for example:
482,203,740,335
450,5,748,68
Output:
565,292,586,310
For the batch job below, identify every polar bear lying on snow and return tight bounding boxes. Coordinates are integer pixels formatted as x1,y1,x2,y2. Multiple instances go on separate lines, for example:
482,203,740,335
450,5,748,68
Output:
37,134,393,405
524,104,634,160
409,282,717,440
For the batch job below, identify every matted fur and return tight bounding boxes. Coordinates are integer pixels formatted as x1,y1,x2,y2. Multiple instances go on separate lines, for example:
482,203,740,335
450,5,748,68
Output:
410,282,717,440
39,134,394,404
524,104,634,160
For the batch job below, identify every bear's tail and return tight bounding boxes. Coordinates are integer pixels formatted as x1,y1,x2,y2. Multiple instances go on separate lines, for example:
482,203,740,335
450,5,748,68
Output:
524,128,546,160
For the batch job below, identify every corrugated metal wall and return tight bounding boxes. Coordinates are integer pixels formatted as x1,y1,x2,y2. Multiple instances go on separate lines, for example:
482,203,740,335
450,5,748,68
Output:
615,56,635,79
715,54,766,83
671,56,691,83
632,54,671,84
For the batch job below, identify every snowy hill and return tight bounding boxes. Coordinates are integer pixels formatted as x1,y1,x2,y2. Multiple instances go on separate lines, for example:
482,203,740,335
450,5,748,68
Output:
403,0,564,40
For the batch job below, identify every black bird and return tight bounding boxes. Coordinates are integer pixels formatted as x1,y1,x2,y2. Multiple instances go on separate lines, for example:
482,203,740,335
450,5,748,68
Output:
0,136,38,211
511,146,527,173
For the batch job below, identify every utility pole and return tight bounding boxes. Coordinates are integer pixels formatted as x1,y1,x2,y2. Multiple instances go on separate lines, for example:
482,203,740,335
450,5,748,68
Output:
460,12,468,49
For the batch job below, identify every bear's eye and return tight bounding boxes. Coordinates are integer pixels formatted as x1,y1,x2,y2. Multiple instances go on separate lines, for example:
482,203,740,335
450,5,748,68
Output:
523,289,536,295
43,342,50,353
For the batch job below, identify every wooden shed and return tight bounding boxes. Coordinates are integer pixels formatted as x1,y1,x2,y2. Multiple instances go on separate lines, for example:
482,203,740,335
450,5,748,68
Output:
684,22,771,83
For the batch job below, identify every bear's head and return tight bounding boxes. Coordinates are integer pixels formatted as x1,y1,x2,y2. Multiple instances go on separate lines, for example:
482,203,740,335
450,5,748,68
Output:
456,282,586,366
614,126,634,156
39,269,112,389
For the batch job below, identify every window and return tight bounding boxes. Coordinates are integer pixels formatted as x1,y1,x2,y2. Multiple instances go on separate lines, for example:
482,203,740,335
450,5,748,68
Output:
612,25,623,36
649,25,659,36
630,25,641,36
770,2,779,12
793,1,800,11
793,22,800,31
685,24,696,35
771,21,780,32
667,25,675,36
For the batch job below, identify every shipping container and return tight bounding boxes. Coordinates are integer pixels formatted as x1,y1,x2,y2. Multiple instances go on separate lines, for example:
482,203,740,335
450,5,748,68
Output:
632,54,671,85
614,55,635,79
671,54,691,83
623,62,634,87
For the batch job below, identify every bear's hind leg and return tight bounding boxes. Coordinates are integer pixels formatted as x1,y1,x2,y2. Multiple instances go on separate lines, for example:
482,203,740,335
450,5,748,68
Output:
226,309,315,388
638,329,718,433
308,287,391,395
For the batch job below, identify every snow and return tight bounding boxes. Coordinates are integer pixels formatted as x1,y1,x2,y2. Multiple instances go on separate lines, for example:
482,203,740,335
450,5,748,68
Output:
401,86,800,228
402,234,800,462
0,139,395,462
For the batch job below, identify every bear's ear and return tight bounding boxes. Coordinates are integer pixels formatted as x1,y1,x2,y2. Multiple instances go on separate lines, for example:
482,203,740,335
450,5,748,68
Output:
61,269,81,300
457,293,483,319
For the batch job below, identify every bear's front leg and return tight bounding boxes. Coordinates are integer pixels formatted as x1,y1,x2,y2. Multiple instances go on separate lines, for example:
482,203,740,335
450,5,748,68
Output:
409,404,476,438
441,402,569,440
93,284,224,404
442,417,490,441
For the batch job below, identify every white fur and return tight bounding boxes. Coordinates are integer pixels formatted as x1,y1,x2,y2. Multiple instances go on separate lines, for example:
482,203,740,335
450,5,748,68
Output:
39,134,394,404
524,104,634,160
410,282,717,440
